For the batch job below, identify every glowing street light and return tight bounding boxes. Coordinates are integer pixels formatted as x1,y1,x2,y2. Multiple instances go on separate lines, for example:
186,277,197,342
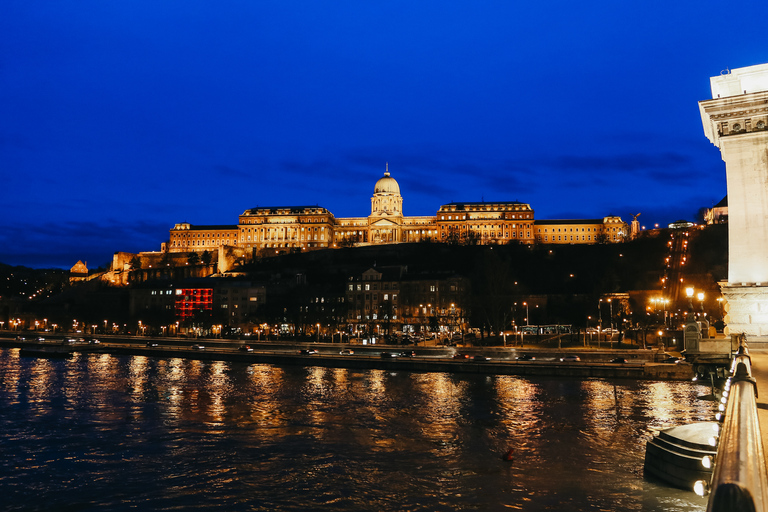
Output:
607,298,613,332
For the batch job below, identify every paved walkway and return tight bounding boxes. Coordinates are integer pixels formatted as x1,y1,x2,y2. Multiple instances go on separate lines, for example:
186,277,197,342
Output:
749,350,768,453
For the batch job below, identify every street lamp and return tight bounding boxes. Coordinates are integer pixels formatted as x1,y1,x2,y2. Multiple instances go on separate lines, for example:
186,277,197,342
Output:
450,303,456,337
607,298,613,332
686,287,695,319
523,302,529,326
598,298,603,331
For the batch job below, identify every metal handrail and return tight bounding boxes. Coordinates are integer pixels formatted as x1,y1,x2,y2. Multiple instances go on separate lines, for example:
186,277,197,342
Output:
706,344,768,512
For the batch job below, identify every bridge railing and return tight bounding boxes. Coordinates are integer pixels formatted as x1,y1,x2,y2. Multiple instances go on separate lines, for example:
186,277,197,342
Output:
705,344,768,512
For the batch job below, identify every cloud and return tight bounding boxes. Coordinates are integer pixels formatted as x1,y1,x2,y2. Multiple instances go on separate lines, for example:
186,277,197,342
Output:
0,218,170,269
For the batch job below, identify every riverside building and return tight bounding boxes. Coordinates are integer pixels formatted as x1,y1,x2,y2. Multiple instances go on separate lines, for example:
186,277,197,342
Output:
534,217,628,244
166,166,622,255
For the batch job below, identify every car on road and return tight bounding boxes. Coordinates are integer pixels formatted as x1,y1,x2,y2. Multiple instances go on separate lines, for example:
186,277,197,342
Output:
472,355,491,362
399,350,416,357
146,342,159,347
299,349,318,355
610,357,627,364
340,349,354,355
560,355,581,362
516,354,535,361
662,356,681,363
452,353,469,359
89,339,101,345
191,345,205,350
380,351,397,358
239,345,253,352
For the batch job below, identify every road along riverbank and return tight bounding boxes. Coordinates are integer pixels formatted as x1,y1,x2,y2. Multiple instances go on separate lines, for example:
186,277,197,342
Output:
0,335,694,380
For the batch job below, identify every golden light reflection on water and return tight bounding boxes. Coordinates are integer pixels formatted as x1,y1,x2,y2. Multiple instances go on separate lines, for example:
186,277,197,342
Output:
305,366,327,396
366,369,386,395
408,373,466,451
246,364,287,430
0,349,712,511
205,361,230,428
494,376,542,435
1,349,21,397
128,355,149,395
160,358,187,422
643,380,715,429
28,358,55,412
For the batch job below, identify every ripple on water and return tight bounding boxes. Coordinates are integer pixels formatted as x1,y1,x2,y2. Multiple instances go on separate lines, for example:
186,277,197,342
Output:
0,350,711,511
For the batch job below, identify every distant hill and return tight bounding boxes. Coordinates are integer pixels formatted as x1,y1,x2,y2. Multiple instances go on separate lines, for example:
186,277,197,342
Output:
0,263,70,300
239,233,683,295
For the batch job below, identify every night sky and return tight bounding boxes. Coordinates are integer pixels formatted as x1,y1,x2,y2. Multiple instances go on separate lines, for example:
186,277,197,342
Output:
2,1,766,268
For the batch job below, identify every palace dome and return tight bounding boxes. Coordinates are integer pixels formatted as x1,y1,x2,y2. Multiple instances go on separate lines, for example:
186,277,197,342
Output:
374,169,400,195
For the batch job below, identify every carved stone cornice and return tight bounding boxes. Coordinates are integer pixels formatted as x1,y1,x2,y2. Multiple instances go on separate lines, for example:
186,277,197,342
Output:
699,91,768,148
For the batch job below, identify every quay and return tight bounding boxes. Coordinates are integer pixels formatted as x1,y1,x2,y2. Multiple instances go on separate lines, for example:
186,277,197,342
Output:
0,333,693,380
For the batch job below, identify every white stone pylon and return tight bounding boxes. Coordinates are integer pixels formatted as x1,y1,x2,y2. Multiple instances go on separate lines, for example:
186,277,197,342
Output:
700,64,768,338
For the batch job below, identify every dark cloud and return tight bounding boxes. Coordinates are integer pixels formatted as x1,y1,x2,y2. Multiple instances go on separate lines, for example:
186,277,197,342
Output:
0,219,169,269
2,2,752,267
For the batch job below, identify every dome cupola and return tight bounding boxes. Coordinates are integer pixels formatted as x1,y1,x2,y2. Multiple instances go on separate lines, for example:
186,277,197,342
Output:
370,163,403,217
374,164,401,195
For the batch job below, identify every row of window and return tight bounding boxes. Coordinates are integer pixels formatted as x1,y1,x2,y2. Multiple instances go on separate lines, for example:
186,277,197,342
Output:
538,227,599,233
241,216,329,224
543,235,594,242
172,239,232,247
350,293,399,302
349,283,402,291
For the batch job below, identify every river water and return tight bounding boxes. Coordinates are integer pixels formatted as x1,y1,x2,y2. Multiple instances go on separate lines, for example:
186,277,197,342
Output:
0,348,714,511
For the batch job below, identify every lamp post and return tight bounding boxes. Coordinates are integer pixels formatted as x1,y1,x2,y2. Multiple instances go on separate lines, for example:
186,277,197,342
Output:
419,304,424,342
512,302,521,345
523,302,529,326
450,303,456,338
598,298,603,330
427,303,432,339
607,298,613,332
686,287,695,320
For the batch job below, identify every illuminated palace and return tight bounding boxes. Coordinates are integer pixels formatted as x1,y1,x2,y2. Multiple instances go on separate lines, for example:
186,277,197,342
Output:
166,167,625,254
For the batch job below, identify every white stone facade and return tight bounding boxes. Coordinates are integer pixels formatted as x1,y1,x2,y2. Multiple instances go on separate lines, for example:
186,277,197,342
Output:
700,63,768,338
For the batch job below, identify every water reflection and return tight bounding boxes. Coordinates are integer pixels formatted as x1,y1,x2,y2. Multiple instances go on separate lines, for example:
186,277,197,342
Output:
0,349,713,511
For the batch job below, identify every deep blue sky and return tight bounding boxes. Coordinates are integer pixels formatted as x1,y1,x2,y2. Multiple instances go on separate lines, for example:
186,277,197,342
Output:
2,1,765,268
